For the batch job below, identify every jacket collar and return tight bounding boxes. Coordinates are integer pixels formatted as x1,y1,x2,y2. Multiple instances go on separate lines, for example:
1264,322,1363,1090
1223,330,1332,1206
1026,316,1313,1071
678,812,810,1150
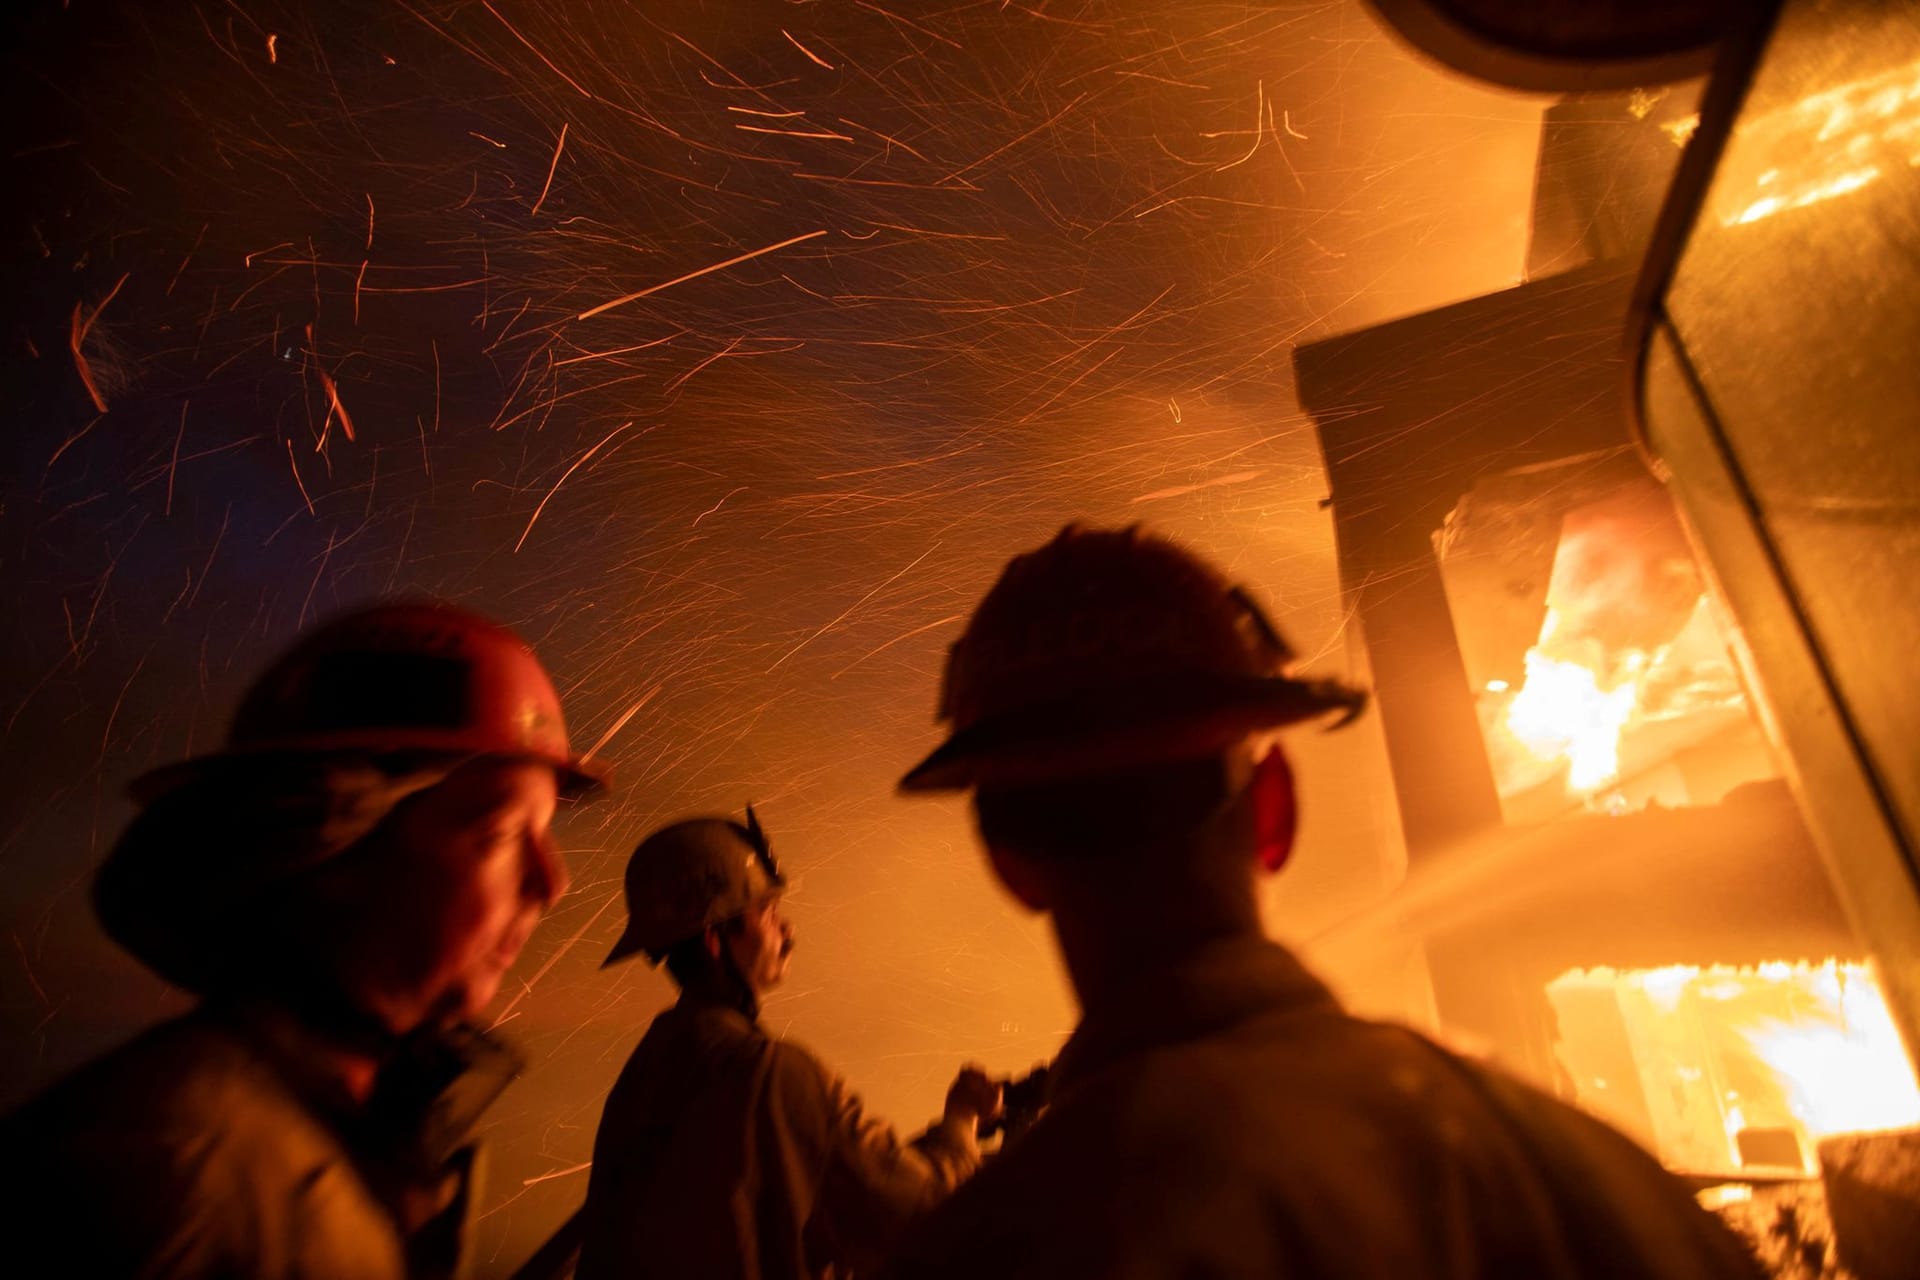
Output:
209,1001,522,1169
1051,934,1341,1096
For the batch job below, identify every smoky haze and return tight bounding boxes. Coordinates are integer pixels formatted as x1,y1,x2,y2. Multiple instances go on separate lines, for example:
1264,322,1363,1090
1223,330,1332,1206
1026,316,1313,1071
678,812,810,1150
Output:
1,0,1544,1269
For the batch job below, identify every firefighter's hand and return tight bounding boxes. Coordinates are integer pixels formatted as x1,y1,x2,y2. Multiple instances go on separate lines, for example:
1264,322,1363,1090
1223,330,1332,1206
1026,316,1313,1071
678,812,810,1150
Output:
943,1063,1004,1131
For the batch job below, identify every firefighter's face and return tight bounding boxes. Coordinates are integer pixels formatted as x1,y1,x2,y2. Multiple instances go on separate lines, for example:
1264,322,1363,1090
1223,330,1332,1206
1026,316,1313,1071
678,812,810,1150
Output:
726,894,795,995
338,759,566,1032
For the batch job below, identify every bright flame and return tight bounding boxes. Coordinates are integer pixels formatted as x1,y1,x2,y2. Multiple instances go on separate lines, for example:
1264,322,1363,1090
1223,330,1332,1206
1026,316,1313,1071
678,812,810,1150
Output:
1550,961,1920,1174
1737,964,1920,1139
1504,639,1639,791
1489,585,1756,805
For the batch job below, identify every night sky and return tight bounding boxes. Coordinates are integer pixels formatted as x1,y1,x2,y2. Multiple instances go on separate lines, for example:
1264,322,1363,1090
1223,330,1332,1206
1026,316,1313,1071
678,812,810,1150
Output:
2,1,1547,1268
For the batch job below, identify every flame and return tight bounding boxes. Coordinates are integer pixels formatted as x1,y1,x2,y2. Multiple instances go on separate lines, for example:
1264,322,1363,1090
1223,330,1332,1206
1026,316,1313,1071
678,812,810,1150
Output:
1550,961,1920,1174
1462,483,1770,811
1492,589,1754,803
1735,964,1920,1140
1503,622,1641,792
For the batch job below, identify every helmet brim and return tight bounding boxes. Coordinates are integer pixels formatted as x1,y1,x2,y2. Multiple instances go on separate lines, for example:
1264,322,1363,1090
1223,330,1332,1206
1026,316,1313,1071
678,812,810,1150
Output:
130,739,609,806
602,929,653,969
898,672,1366,793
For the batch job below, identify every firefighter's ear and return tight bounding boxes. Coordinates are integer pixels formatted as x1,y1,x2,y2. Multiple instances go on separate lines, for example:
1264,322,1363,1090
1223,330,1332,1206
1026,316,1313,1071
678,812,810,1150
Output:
702,924,725,961
985,841,1051,913
1250,745,1298,875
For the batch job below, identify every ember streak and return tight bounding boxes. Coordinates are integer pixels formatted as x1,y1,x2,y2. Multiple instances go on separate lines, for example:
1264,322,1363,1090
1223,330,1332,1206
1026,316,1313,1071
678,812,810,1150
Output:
2,0,1545,1269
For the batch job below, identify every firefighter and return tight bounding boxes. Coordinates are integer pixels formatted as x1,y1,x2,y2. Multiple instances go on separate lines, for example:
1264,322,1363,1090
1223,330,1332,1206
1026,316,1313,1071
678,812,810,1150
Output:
883,525,1764,1279
0,602,605,1279
577,809,999,1280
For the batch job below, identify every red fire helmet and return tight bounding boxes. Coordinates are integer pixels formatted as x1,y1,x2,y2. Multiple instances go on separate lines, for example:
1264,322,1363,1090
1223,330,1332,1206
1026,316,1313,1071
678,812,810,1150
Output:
132,600,608,802
899,525,1366,792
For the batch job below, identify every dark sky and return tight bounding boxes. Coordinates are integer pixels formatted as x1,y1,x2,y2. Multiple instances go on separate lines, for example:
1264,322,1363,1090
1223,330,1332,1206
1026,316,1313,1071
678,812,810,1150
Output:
1,0,1545,1268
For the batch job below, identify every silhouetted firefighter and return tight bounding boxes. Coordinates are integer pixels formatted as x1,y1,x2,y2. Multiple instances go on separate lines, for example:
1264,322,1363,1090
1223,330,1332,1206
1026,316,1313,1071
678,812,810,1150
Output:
567,809,1000,1280
882,524,1765,1280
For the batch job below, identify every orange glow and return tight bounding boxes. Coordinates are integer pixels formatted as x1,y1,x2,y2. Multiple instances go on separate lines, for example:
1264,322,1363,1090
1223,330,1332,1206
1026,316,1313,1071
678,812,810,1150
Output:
1549,961,1920,1174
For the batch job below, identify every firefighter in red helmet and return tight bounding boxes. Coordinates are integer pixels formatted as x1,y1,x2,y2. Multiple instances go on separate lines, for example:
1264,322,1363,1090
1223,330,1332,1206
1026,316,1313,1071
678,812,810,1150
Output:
575,809,999,1280
1,602,605,1280
884,526,1762,1280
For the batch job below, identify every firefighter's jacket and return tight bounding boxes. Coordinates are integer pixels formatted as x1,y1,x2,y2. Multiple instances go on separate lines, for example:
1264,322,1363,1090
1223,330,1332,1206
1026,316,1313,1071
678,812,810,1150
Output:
576,994,980,1280
884,936,1765,1280
0,1003,515,1279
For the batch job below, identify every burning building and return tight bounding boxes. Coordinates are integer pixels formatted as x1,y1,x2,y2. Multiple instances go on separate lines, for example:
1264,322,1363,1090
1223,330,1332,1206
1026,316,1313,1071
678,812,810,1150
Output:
1292,252,1913,1178
3,0,1915,1274
1298,2,1920,1273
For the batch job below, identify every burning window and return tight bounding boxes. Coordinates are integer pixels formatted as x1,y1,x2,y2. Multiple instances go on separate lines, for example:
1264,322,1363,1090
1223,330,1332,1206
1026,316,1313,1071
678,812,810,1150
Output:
1436,468,1779,824
1547,961,1920,1177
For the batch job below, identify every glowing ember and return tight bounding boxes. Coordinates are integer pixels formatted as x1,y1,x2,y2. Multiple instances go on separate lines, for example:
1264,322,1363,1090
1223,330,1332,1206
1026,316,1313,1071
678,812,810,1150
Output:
1549,961,1920,1175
